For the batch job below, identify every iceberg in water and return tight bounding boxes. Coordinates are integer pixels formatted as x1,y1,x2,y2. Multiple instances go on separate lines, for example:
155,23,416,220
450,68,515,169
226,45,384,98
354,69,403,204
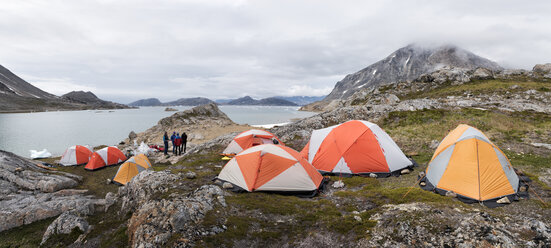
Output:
30,149,52,159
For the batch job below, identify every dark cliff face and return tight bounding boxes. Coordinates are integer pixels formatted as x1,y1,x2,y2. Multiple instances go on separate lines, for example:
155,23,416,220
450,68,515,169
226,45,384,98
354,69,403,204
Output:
324,44,502,101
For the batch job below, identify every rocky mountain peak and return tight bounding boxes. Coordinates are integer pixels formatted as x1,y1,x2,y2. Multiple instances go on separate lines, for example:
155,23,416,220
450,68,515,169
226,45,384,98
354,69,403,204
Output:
324,44,502,101
62,91,101,103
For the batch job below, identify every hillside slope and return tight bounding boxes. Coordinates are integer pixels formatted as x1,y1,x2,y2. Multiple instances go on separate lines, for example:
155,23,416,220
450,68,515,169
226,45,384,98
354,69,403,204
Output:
0,65,131,112
304,44,502,111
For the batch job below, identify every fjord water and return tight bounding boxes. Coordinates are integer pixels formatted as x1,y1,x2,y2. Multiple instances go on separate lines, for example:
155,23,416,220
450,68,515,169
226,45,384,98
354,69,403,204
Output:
0,106,315,157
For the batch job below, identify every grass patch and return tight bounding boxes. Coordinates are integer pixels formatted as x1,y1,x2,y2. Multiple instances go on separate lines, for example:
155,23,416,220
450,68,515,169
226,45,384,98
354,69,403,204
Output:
334,178,459,206
36,156,121,198
41,227,84,247
401,79,551,100
99,226,128,248
201,193,377,246
55,163,121,198
0,217,56,248
380,108,551,156
86,202,131,246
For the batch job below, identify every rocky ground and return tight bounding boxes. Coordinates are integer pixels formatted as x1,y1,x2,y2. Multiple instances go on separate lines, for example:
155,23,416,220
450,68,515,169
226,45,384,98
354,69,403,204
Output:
120,103,250,164
303,64,551,112
0,72,550,247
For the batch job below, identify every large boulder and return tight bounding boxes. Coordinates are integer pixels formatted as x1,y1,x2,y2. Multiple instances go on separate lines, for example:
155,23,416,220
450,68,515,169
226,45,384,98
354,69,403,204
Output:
533,63,551,76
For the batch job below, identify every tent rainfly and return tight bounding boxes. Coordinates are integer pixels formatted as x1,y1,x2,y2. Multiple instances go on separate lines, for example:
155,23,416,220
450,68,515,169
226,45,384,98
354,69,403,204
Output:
59,145,93,166
85,146,127,171
112,154,151,185
223,129,283,155
301,120,415,176
217,144,324,197
419,124,529,207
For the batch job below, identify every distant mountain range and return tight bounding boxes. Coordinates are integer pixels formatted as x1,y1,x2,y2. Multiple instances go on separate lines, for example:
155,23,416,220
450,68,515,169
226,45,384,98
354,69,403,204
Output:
225,96,298,106
130,95,323,107
274,96,326,105
0,65,131,113
129,97,215,107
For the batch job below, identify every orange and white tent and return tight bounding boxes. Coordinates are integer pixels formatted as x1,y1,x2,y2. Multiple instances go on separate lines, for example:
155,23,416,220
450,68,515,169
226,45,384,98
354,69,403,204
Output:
223,129,283,155
59,145,93,166
421,124,522,205
85,146,127,171
217,144,323,195
301,120,413,176
112,154,151,185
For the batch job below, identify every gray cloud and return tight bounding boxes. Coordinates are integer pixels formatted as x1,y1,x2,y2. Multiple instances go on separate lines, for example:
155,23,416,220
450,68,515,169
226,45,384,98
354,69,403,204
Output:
1,0,550,103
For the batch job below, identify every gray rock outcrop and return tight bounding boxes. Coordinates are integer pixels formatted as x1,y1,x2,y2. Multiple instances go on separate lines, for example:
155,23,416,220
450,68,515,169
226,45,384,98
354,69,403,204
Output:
533,63,551,77
124,103,245,150
41,211,89,245
363,203,551,247
117,170,226,247
0,150,98,232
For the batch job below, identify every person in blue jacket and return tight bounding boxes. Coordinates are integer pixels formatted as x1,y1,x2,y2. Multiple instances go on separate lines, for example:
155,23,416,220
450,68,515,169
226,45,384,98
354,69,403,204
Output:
163,132,169,155
170,132,176,154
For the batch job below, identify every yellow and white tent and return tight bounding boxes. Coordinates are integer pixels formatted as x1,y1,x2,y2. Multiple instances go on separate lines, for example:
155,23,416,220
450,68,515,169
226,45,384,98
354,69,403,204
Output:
420,124,525,206
112,154,152,185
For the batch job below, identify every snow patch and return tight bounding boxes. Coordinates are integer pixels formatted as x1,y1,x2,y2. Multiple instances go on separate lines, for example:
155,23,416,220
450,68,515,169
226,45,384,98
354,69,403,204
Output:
30,149,52,159
251,122,289,129
372,69,377,75
5,85,22,96
28,93,41,98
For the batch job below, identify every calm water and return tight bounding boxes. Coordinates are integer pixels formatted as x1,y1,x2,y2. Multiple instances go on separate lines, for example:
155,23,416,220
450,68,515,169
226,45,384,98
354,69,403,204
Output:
0,106,315,157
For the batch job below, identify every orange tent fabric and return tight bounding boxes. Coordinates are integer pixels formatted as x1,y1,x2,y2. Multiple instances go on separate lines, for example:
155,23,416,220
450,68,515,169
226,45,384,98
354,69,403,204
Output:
301,120,413,175
59,145,93,166
85,146,127,171
112,154,151,185
422,124,520,202
223,129,284,155
217,144,323,194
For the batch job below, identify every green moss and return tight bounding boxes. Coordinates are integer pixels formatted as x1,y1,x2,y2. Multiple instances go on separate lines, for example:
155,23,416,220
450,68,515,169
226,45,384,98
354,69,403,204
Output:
41,227,84,247
334,181,459,206
55,163,121,198
99,226,128,248
0,217,56,248
335,176,380,188
506,152,551,170
201,216,254,247
86,202,131,245
400,79,551,100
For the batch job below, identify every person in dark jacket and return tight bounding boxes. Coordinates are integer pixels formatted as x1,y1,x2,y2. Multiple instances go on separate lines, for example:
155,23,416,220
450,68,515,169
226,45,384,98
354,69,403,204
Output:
170,132,176,154
181,132,188,153
163,132,169,155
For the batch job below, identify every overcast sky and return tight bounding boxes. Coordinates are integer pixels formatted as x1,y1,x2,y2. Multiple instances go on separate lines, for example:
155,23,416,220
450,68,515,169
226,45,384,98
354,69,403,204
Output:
1,0,550,103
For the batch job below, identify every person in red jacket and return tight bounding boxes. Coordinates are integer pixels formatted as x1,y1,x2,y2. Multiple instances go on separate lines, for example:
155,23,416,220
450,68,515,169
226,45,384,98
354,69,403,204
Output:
174,133,182,155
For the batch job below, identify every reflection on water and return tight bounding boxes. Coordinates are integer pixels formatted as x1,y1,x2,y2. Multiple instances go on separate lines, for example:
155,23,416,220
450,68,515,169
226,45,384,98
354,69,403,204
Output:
0,106,315,157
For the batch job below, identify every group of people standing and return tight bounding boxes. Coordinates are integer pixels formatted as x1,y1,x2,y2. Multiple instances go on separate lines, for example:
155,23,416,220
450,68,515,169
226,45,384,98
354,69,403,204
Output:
163,131,188,156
